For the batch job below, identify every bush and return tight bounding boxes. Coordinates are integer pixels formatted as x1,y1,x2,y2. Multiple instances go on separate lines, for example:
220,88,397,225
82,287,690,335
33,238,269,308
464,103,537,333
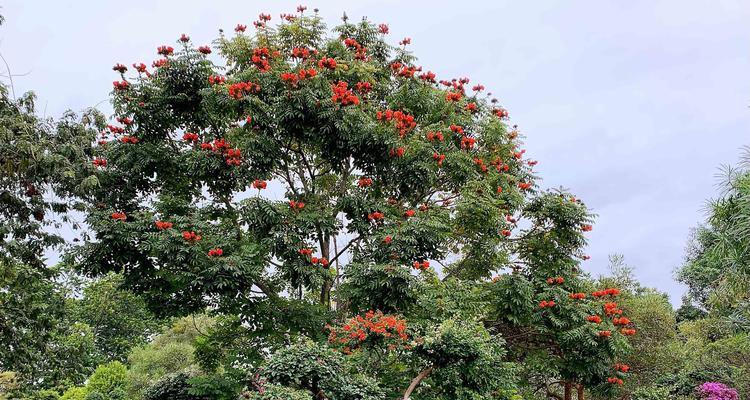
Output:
85,362,128,400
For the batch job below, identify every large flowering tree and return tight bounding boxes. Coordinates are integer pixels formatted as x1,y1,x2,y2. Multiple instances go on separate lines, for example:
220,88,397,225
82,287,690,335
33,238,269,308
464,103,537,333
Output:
70,7,636,399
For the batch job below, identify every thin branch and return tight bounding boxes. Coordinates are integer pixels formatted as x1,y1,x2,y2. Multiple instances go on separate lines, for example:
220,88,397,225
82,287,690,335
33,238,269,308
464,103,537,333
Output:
402,366,434,400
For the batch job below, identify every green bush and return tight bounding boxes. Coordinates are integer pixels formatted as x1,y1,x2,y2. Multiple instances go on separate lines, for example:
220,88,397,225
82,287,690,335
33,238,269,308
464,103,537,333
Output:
85,362,128,400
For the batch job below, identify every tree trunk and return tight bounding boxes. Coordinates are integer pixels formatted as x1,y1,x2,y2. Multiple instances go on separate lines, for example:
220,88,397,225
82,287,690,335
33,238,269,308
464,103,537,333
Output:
577,384,585,400
319,234,331,307
564,382,573,400
402,367,434,400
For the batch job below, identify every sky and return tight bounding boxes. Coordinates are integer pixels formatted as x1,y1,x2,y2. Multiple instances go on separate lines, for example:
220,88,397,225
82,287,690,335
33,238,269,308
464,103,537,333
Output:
1,0,748,305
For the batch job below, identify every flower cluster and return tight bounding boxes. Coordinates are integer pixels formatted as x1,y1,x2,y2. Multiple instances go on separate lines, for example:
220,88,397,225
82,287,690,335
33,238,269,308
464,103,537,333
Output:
252,179,267,189
539,300,556,308
367,211,384,221
120,136,139,144
291,47,312,59
357,177,373,187
426,131,444,142
607,377,623,385
603,302,623,316
280,68,317,87
586,315,602,324
289,200,306,210
182,231,202,242
155,220,173,230
208,248,223,257
208,75,226,85
331,81,359,106
157,45,174,56
327,310,409,354
318,57,337,70
376,109,417,137
113,81,129,91
614,363,630,373
581,224,593,232
113,63,127,73
546,276,565,285
251,47,275,71
354,81,372,93
568,292,586,300
598,330,612,338
343,37,368,60
698,382,739,400
433,152,446,167
111,212,127,221
389,147,405,158
310,256,329,267
183,132,199,142
412,260,429,271
228,81,261,99
198,45,212,54
592,288,620,297
93,158,108,167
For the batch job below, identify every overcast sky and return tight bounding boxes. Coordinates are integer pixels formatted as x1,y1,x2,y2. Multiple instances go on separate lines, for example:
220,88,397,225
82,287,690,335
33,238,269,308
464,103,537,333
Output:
2,1,748,305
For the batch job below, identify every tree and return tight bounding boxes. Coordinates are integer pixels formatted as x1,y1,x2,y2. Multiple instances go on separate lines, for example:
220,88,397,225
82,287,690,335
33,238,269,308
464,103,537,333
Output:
68,8,638,399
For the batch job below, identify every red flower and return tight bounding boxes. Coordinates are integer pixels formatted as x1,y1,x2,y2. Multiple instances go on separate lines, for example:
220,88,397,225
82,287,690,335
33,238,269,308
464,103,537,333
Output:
581,224,593,232
493,107,509,119
208,75,226,85
289,200,305,210
518,182,532,190
419,71,436,83
291,47,311,59
412,260,430,271
367,211,384,221
445,91,462,102
539,300,555,308
598,330,612,337
112,63,127,73
472,84,485,92
208,248,223,257
465,102,478,113
152,58,168,68
235,24,247,32
179,34,190,43
568,292,586,300
252,179,267,189
586,315,602,324
389,147,405,158
331,82,359,106
354,81,372,93
404,209,415,218
183,132,199,142
614,363,630,373
132,63,148,73
318,57,337,70
112,81,129,91
383,235,392,244
120,136,139,144
228,81,261,99
93,158,108,167
378,23,389,34
607,377,624,385
426,131,443,142
433,153,446,167
501,229,512,237
358,177,373,187
460,137,476,150
621,328,637,336
297,5,307,13
182,231,202,242
155,220,173,230
111,212,127,221
157,45,174,56
198,45,212,54
399,37,411,46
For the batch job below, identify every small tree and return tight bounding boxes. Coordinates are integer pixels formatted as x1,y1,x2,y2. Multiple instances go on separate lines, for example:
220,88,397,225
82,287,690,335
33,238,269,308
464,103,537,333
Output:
70,8,637,399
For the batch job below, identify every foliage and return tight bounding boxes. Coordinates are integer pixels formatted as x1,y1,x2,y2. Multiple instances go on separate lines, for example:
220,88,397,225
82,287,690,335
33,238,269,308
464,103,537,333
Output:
85,362,128,400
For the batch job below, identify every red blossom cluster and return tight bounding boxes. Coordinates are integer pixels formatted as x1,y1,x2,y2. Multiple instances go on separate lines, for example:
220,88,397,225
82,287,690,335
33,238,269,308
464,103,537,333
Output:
518,182,532,190
327,311,409,354
490,157,510,172
113,63,127,73
568,292,586,300
343,38,368,60
501,229,512,237
461,136,476,150
399,37,411,45
412,260,430,271
152,59,168,68
445,91,462,102
614,363,630,373
607,377,624,385
465,102,478,113
357,177,373,187
472,84,485,92
198,45,212,54
183,132,199,142
546,276,565,285
433,153,446,167
383,235,392,244
419,71,436,82
493,107,509,119
390,62,418,78
133,63,148,73
376,109,416,137
157,45,174,56
252,47,276,71
113,81,129,91
621,328,637,336
598,330,612,338
586,315,602,324
120,136,139,144
592,288,620,297
93,158,108,167
354,81,372,93
539,300,556,308
235,24,247,33
291,47,311,59
182,231,202,242
289,200,306,210
426,131,444,142
474,158,488,173
280,68,317,87
179,34,190,42
613,316,631,326
378,23,389,34
331,82,359,106
228,81,261,99
117,117,133,126
389,147,405,158
155,220,173,230
208,75,226,85
108,125,125,134
581,224,593,232
208,248,224,257
404,209,416,218
310,256,329,267
603,302,623,316
111,212,127,221
252,179,267,189
318,57,337,70
367,211,384,221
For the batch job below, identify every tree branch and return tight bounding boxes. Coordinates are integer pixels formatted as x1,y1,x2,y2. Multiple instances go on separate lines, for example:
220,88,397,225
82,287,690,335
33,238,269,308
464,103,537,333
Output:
402,366,434,400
